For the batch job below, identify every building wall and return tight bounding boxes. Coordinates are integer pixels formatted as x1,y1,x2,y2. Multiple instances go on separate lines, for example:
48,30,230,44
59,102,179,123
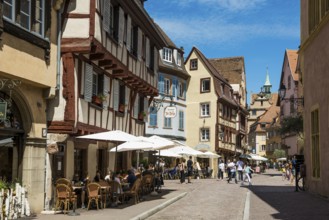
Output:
185,51,218,172
300,0,329,198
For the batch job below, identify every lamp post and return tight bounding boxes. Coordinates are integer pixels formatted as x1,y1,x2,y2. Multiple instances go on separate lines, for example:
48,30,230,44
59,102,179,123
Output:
278,84,304,106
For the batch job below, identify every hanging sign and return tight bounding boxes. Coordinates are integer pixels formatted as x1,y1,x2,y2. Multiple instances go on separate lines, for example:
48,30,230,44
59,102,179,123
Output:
0,102,7,121
164,106,177,118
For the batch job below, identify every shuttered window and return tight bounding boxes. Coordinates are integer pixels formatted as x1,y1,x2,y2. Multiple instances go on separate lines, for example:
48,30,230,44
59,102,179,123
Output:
311,109,320,178
179,111,184,130
84,63,93,102
149,107,157,126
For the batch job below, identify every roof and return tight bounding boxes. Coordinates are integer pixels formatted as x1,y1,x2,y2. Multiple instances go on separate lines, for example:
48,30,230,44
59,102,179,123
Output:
208,57,245,84
250,93,279,106
155,23,190,79
255,105,280,132
286,49,298,81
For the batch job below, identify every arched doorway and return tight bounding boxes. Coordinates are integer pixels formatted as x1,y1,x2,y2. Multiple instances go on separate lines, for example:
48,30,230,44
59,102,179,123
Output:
0,91,25,182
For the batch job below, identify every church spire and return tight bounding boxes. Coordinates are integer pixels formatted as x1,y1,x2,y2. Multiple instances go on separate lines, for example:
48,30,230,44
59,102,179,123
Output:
263,67,272,94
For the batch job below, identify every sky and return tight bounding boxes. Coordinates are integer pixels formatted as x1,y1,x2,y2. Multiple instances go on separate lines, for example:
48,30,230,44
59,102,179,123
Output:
144,0,300,104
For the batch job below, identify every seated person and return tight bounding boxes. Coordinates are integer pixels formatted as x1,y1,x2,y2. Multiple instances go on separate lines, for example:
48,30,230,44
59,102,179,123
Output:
93,170,103,182
72,173,82,186
126,169,137,189
142,165,154,176
168,166,178,179
104,171,112,182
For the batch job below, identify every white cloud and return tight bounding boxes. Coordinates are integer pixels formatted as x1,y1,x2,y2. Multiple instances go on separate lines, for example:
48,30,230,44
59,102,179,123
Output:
177,0,267,12
156,17,299,48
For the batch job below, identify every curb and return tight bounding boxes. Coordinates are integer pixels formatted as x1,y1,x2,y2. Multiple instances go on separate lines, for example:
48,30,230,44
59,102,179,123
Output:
130,192,187,220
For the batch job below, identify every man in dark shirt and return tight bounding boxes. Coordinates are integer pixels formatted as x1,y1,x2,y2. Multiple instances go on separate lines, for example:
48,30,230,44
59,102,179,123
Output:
127,169,137,188
187,156,193,183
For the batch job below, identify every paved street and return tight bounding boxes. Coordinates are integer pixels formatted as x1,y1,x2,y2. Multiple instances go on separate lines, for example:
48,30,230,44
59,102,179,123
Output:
23,170,329,220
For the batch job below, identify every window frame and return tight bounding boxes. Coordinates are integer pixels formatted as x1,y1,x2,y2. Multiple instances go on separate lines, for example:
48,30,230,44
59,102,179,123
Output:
190,59,198,70
164,78,171,95
200,78,211,93
164,117,172,129
179,111,184,130
200,128,210,142
200,103,210,117
162,47,173,63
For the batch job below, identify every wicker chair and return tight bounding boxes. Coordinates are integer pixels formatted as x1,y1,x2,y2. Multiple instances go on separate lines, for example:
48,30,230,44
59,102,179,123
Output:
108,180,124,204
87,183,102,210
141,174,154,195
123,178,142,204
55,184,77,213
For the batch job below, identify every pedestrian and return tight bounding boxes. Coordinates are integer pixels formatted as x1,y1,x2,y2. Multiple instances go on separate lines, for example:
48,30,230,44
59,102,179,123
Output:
218,160,225,180
227,159,237,184
179,159,186,184
236,158,244,181
187,156,193,183
241,162,254,186
226,160,231,179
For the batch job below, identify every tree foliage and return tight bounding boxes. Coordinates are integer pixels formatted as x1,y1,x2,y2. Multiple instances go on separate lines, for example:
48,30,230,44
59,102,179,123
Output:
273,149,286,158
279,114,303,138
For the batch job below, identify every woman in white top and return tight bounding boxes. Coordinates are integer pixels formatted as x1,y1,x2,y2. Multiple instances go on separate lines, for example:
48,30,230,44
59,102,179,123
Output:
241,163,254,186
218,160,225,180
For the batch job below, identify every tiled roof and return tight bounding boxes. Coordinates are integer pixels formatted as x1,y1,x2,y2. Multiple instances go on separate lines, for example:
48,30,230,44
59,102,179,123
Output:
286,49,298,81
208,57,245,84
255,105,280,132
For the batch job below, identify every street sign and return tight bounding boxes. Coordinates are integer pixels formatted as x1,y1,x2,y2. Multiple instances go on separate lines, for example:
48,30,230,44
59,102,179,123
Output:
164,106,177,118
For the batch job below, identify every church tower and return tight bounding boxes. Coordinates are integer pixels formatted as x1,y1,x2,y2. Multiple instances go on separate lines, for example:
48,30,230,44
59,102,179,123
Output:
263,67,272,95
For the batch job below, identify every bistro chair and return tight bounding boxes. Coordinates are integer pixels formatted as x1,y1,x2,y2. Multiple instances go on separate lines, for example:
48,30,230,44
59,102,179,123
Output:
123,178,142,204
87,182,102,210
108,180,124,205
141,174,154,195
55,184,77,213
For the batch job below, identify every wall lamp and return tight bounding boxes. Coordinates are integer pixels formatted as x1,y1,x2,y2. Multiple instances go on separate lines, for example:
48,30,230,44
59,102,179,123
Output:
278,84,304,106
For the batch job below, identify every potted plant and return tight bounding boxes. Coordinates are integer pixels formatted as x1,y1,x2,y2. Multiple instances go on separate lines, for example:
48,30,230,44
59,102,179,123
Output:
138,111,146,120
119,103,126,112
92,93,107,105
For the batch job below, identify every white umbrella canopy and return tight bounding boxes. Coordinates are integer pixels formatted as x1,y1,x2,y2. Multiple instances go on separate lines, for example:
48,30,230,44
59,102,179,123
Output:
154,149,182,158
277,157,287,161
148,135,175,149
197,151,221,159
109,136,175,152
77,130,138,142
169,145,203,156
248,154,268,161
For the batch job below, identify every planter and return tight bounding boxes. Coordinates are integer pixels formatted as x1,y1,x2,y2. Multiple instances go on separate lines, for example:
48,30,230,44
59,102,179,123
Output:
138,112,145,120
119,104,125,112
92,96,102,105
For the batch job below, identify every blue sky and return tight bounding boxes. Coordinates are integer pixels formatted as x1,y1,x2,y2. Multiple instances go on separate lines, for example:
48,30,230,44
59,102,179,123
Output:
145,0,300,104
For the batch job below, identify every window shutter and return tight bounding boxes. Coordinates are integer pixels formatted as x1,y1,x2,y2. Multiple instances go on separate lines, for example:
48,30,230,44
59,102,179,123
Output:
137,27,143,60
173,49,177,64
183,81,187,99
103,0,111,33
103,75,110,108
144,97,149,122
125,87,129,113
154,47,158,73
150,109,157,126
84,63,93,102
146,37,150,67
134,94,139,118
172,77,177,98
158,74,164,95
118,6,124,46
113,79,119,111
126,15,131,51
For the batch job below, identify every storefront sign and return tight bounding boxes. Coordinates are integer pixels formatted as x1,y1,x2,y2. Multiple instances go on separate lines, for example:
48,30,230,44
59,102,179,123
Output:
164,106,177,118
0,102,7,121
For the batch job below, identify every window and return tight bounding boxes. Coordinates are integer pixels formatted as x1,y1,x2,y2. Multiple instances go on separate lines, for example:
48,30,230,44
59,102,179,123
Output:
309,0,329,33
118,82,126,113
164,117,172,128
149,107,157,126
311,109,320,178
201,78,210,93
162,48,172,62
290,95,295,114
131,24,138,57
262,145,266,151
179,111,184,130
190,59,198,70
200,128,210,141
92,72,98,97
200,103,210,117
252,110,257,116
3,0,45,37
178,81,186,99
164,78,171,95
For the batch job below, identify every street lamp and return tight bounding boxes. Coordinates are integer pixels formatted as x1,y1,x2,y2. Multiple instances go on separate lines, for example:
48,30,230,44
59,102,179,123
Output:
278,84,304,106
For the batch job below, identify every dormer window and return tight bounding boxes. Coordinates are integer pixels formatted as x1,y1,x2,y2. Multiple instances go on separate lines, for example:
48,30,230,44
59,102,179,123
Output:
162,48,172,62
190,59,198,70
176,53,182,66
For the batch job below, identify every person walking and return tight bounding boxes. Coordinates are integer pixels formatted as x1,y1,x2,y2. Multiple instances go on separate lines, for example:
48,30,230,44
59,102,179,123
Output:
187,156,193,183
241,162,254,186
227,159,237,184
218,160,225,180
179,159,186,184
236,158,244,181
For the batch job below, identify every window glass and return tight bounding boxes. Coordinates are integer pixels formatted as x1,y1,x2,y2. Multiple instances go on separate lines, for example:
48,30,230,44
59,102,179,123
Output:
201,78,210,92
201,103,210,117
201,128,210,141
190,59,198,70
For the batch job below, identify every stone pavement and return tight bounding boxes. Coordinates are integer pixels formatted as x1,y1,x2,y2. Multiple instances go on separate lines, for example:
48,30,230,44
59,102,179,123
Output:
21,170,329,220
